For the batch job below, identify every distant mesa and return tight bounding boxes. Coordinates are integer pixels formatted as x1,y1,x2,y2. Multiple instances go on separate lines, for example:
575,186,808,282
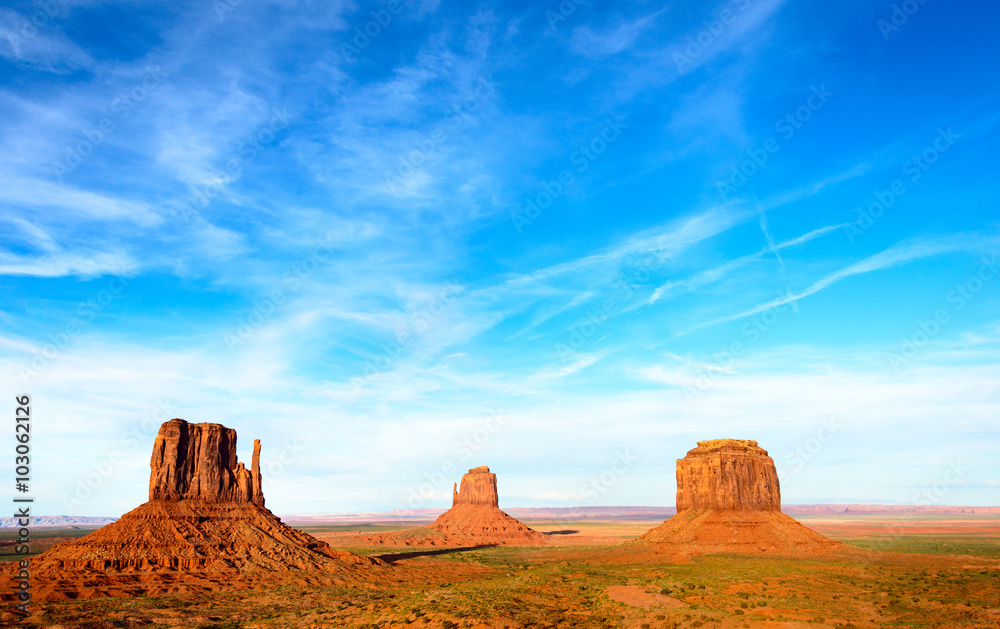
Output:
640,439,842,554
11,418,380,601
366,466,547,547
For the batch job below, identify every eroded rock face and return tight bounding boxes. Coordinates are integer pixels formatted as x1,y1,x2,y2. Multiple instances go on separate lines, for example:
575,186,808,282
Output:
148,418,264,505
675,439,780,511
452,466,499,507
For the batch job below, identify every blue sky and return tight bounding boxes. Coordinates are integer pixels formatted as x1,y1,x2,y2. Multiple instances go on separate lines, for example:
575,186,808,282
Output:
1,0,998,517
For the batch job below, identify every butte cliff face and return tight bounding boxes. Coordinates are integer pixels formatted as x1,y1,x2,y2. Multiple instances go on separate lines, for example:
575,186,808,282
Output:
675,439,780,511
451,465,499,507
149,418,264,504
17,418,380,601
641,438,841,555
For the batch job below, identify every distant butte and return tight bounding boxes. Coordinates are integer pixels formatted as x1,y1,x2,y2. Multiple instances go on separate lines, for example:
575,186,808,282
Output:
640,439,842,554
14,418,381,601
365,466,547,547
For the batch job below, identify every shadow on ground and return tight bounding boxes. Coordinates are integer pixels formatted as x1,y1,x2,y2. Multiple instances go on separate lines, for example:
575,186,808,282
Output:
545,530,579,536
374,545,495,563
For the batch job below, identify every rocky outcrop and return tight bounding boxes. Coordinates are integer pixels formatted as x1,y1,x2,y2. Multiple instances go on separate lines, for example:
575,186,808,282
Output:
675,439,780,511
435,467,543,543
12,418,381,601
363,466,547,547
452,466,499,507
640,439,841,555
149,418,264,505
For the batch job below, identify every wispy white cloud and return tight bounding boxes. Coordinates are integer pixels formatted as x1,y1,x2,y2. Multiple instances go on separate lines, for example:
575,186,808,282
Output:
570,11,663,58
687,234,984,332
0,174,162,225
648,221,846,304
536,351,605,379
0,8,95,71
0,250,136,278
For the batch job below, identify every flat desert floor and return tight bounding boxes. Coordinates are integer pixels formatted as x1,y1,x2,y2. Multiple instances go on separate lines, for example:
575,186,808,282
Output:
3,513,999,628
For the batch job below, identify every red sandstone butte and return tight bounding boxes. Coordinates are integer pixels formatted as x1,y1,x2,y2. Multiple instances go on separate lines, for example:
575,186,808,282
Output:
365,466,547,547
9,418,380,601
641,439,841,554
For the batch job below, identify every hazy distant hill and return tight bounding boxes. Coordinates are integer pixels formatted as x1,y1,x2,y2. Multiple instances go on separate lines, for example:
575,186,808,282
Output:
0,515,118,528
280,504,1000,525
781,504,1000,515
5,505,998,528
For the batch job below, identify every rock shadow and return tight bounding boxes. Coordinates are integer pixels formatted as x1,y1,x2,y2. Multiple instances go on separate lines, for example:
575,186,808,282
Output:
374,545,495,563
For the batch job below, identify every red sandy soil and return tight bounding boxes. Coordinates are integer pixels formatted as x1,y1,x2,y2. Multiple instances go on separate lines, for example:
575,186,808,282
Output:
801,518,1000,538
3,515,999,628
606,585,687,608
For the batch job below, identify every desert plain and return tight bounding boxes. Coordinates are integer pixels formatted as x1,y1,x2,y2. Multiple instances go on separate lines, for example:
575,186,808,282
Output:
2,509,1000,628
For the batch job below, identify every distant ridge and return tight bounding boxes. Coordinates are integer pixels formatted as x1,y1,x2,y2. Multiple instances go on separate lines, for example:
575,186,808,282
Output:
8,504,998,528
781,504,1000,515
0,515,117,528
